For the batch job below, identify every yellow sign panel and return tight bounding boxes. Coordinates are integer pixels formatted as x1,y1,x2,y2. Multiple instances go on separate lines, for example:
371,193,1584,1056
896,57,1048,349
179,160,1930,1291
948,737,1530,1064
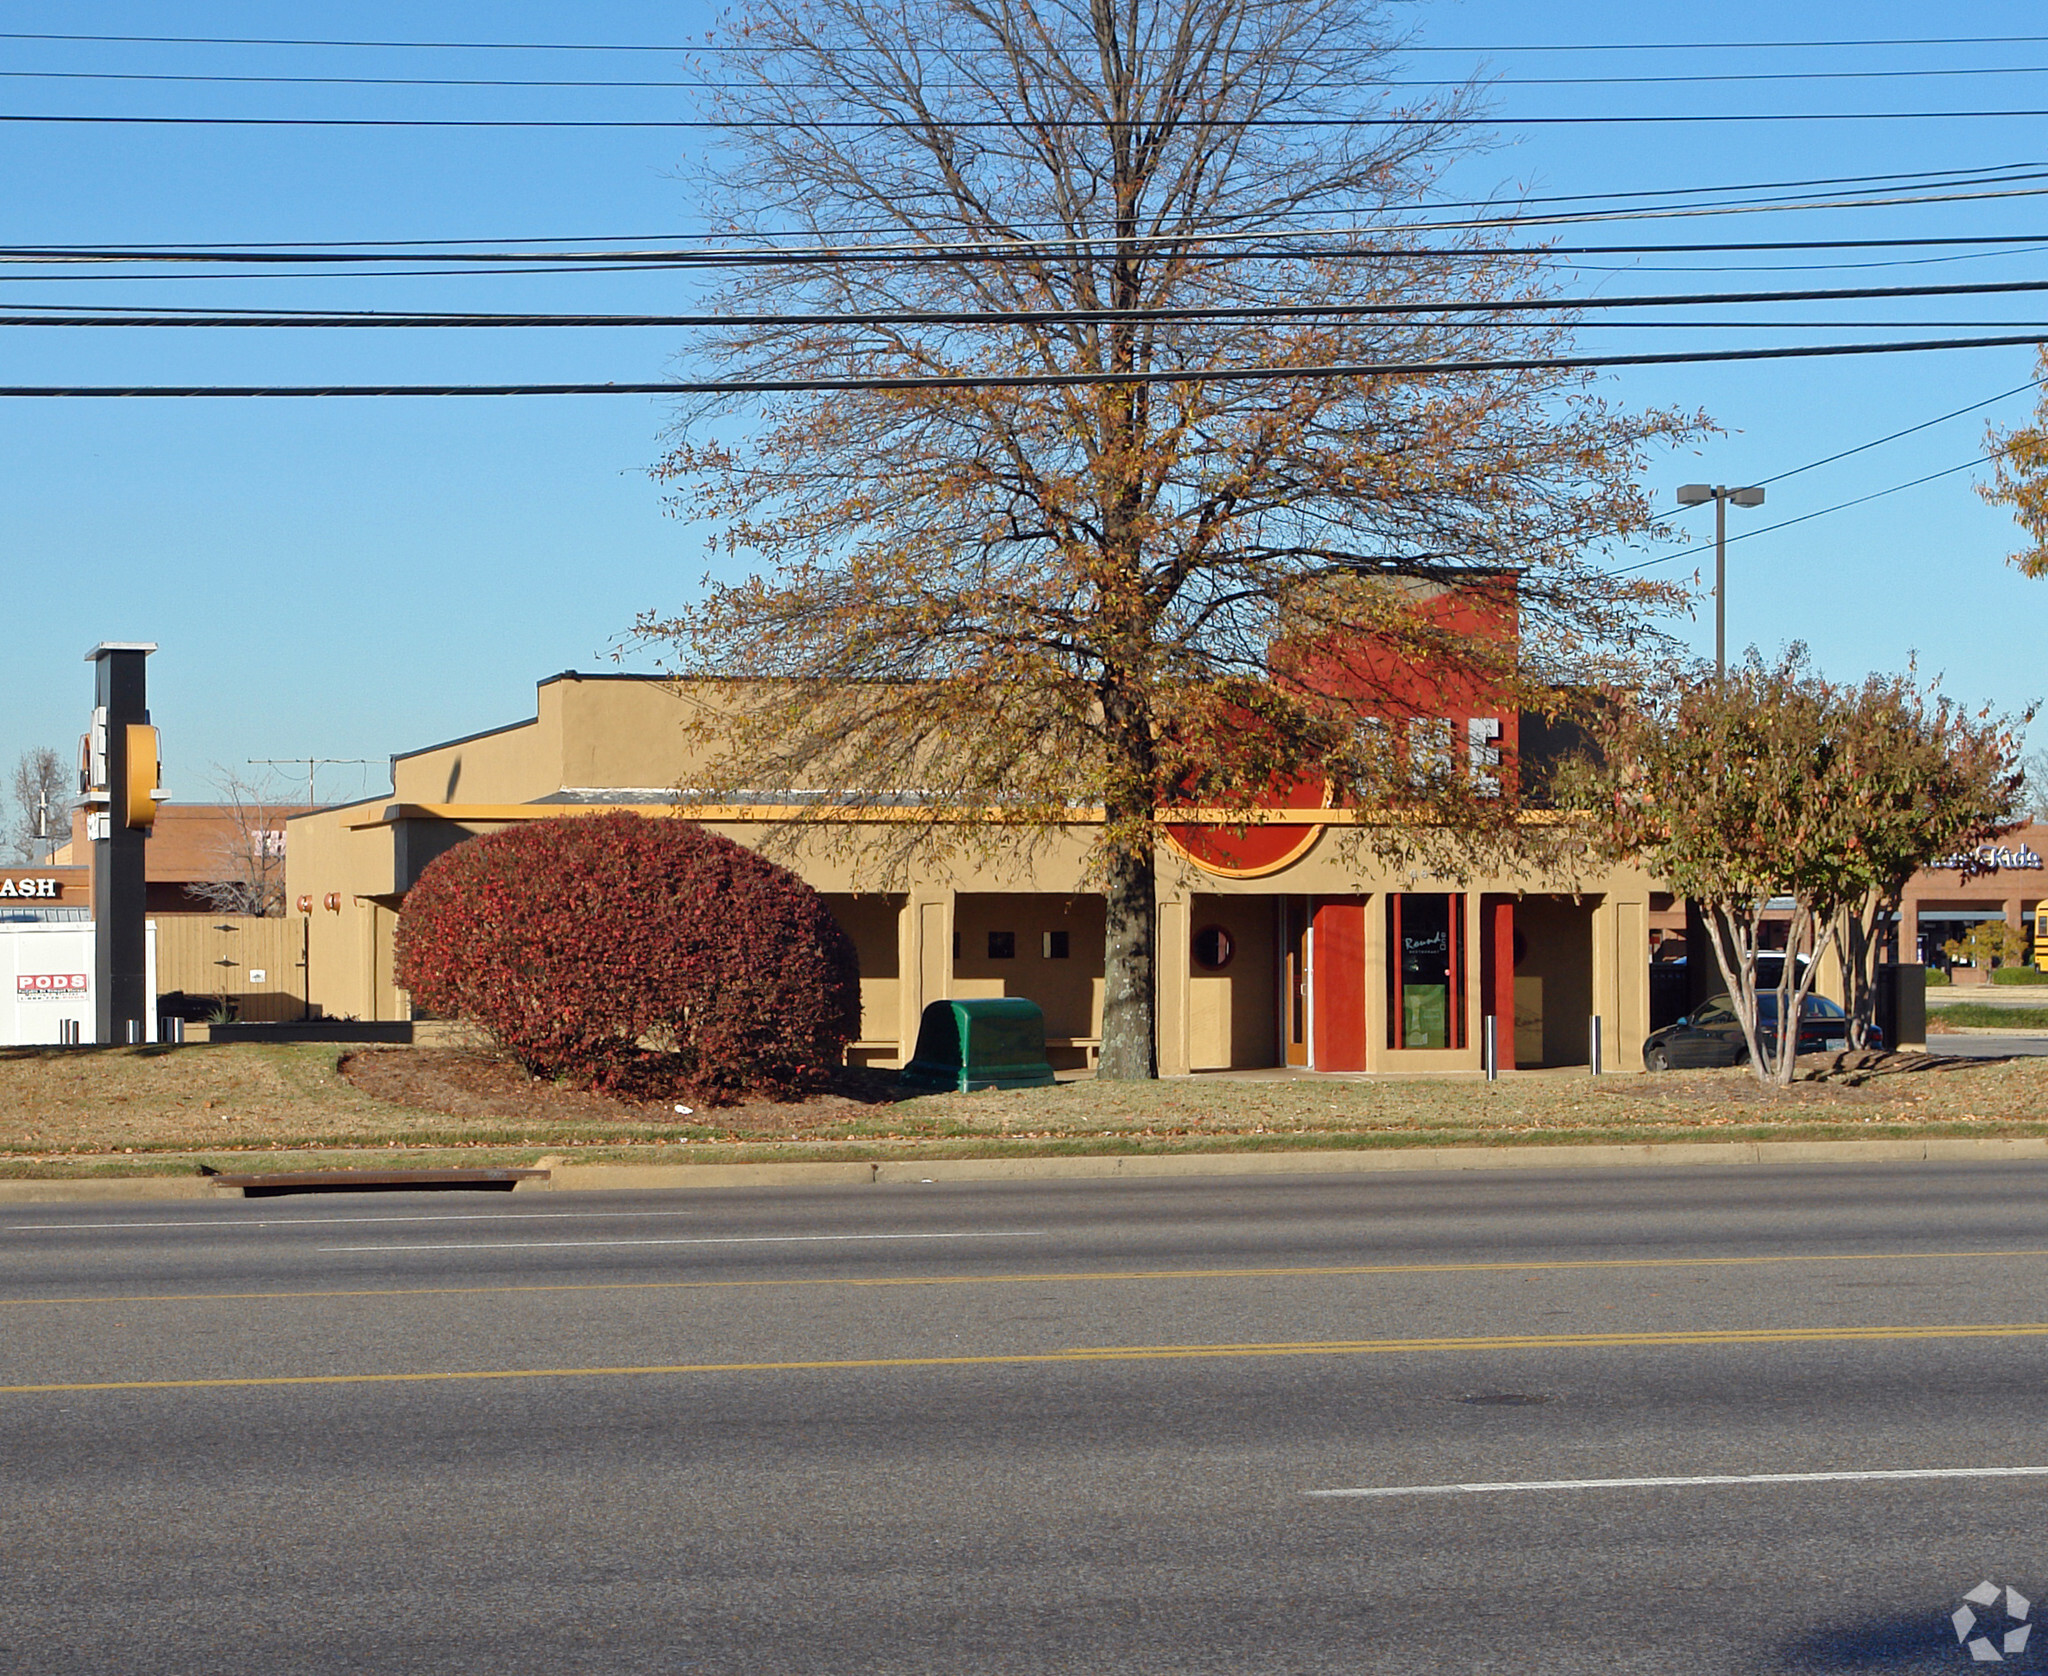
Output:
124,724,160,829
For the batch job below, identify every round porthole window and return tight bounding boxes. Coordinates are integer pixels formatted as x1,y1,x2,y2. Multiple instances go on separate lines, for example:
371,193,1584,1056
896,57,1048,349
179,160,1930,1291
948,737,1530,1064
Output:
1193,925,1235,970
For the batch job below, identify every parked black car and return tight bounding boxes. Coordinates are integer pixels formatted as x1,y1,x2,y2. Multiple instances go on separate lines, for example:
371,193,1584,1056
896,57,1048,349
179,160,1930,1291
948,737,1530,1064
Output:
1641,991,1880,1071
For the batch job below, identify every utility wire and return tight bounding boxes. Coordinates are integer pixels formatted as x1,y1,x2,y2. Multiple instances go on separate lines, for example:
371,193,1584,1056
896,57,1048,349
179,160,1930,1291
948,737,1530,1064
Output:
13,182,2048,257
1751,380,2044,489
5,275,2048,327
11,233,2048,267
4,330,2048,398
12,315,2047,331
14,64,2048,90
10,108,2048,129
4,29,2048,53
1613,447,2020,577
1613,378,2046,575
6,159,2027,250
9,244,2045,288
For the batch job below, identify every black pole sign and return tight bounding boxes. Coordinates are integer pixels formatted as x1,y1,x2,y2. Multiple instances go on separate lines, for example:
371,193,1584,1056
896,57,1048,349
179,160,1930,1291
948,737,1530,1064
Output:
85,641,158,1045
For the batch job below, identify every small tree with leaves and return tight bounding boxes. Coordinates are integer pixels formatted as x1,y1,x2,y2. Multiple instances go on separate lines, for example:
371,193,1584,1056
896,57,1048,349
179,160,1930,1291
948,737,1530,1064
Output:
1944,919,2028,971
1821,670,2022,1044
1577,649,2019,1082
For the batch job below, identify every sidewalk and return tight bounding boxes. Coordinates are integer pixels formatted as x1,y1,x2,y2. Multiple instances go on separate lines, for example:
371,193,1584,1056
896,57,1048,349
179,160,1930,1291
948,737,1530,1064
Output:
8,1134,2048,1203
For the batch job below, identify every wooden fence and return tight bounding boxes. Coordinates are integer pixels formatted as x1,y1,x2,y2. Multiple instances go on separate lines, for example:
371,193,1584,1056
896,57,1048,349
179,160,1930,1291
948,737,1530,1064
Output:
154,914,308,1022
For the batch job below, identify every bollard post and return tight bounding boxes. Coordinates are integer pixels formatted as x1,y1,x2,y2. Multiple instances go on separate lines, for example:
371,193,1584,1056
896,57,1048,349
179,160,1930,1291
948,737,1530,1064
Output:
1589,1014,1603,1076
1483,1013,1498,1082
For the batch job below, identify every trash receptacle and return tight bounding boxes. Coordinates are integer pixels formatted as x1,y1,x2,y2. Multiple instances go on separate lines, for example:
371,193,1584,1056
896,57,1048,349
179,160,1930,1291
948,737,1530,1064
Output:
900,998,1057,1092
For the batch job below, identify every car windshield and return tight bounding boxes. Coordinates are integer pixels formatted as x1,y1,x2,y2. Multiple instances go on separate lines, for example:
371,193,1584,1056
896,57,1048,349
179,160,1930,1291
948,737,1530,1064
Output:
1751,993,1845,1021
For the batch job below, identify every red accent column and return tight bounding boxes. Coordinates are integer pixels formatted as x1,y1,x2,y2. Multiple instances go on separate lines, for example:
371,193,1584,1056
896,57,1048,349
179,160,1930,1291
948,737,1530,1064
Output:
1482,894,1516,1070
1312,898,1369,1071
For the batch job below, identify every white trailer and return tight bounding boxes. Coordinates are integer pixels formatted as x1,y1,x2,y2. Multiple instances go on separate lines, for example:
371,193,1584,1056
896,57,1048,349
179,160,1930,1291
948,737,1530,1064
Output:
0,921,157,1045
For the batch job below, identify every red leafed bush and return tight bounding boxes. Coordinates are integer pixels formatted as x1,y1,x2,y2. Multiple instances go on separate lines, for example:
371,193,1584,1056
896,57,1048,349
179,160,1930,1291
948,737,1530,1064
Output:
394,812,860,1101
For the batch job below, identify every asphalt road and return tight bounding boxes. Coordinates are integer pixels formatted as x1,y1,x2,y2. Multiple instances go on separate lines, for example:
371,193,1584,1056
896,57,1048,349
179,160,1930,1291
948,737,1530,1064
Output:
7,1167,2048,1674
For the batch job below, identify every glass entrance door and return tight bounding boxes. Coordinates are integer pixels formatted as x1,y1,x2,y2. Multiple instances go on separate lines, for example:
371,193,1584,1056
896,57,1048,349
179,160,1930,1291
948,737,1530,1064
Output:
1388,892,1466,1050
1282,897,1311,1066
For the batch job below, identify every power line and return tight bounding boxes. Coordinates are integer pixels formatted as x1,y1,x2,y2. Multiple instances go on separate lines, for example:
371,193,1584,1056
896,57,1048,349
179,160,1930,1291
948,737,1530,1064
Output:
0,159,2025,251
6,275,2048,329
4,330,2048,398
1750,379,2044,489
1720,453,2014,544
14,64,2048,91
1615,448,2019,578
22,180,2048,257
4,30,2048,54
1613,378,2046,574
18,315,2048,331
7,245,2043,289
10,107,2048,130
11,233,2048,268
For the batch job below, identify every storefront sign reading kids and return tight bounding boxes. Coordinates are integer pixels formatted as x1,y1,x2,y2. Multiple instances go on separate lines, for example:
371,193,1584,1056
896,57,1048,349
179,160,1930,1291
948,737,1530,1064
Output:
1930,843,2045,873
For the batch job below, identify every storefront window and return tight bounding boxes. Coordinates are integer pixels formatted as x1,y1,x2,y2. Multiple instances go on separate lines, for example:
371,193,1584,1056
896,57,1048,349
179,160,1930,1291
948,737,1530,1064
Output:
1388,893,1466,1050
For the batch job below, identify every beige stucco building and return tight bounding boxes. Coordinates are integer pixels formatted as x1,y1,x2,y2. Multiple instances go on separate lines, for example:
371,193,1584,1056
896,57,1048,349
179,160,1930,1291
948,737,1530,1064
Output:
287,672,1656,1074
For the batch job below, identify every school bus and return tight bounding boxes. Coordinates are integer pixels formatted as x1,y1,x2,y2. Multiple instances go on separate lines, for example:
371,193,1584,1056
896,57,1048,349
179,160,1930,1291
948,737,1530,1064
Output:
2036,902,2048,972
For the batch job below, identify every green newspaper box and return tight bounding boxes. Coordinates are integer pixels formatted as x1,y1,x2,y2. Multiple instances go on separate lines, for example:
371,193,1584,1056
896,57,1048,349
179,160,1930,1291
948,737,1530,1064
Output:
900,998,1057,1093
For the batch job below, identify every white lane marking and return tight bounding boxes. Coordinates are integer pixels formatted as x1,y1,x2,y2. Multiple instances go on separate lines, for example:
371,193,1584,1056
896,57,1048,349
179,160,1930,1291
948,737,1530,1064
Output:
317,1230,1050,1253
1309,1466,2048,1499
8,1211,706,1232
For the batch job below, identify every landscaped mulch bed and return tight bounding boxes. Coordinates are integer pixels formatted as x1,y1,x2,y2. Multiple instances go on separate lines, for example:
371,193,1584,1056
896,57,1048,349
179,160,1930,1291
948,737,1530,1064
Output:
338,1045,912,1132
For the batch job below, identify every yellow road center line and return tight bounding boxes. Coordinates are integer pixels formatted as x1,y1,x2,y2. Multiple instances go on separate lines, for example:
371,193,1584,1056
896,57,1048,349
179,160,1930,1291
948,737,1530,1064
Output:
3,1246,2048,1310
7,1321,2048,1396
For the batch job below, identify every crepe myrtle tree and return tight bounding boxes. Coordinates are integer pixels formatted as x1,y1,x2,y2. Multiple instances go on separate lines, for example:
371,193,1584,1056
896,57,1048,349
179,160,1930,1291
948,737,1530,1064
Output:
1821,669,2023,1046
1575,648,2023,1082
633,0,1703,1080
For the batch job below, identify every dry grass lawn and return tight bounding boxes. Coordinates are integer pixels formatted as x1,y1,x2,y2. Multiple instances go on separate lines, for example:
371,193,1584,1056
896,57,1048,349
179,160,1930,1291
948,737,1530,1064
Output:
3,1040,2048,1177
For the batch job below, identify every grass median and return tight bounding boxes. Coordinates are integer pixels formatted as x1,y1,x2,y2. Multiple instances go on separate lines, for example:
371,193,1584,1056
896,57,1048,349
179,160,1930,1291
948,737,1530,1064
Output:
4,1040,2048,1178
1927,1003,2048,1030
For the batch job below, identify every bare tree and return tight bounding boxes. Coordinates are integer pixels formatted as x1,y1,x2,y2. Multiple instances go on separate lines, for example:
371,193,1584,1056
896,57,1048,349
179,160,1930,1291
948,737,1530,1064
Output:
185,771,291,917
2017,746,2048,823
635,0,1702,1078
8,747,72,864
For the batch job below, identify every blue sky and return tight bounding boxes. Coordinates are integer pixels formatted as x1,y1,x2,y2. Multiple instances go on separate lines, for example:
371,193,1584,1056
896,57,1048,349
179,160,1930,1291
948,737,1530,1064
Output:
3,0,2047,809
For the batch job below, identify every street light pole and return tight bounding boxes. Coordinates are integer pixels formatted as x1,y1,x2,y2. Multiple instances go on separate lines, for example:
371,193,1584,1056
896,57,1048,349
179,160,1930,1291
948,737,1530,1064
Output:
1676,483,1767,679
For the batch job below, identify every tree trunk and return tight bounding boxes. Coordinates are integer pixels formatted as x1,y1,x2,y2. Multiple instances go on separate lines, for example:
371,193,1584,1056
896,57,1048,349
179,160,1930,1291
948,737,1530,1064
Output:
1098,832,1158,1081
1834,888,1886,1050
1705,901,1771,1084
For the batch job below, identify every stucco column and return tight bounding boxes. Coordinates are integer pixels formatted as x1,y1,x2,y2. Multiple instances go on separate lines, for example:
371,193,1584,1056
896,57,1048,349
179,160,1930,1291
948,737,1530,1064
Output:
1814,932,1848,1008
1899,899,1920,966
900,887,955,1061
1361,893,1387,1071
1156,888,1192,1077
1591,894,1646,1072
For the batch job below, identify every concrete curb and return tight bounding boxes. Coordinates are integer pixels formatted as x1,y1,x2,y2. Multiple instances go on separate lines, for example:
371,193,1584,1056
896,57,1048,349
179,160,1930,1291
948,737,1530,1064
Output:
533,1136,2048,1189
0,1177,218,1204
10,1135,2048,1203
